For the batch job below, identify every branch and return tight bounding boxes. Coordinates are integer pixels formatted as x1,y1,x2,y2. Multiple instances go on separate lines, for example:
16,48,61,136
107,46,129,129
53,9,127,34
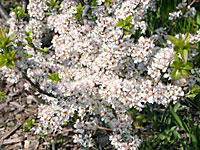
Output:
23,73,73,100
97,126,113,131
23,73,57,98
154,64,170,86
0,3,10,21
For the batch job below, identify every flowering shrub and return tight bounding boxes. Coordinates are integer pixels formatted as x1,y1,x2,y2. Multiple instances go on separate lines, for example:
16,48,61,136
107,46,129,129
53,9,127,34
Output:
0,0,200,149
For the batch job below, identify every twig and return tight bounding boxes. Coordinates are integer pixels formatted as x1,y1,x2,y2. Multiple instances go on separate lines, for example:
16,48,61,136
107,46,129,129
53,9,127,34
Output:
189,0,199,7
21,0,28,11
23,73,57,98
23,73,73,100
97,126,113,131
154,64,171,86
51,139,55,150
0,123,22,146
1,137,24,145
0,3,9,20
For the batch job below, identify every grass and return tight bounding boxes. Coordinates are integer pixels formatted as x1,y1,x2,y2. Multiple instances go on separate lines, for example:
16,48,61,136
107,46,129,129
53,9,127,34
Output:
136,0,200,149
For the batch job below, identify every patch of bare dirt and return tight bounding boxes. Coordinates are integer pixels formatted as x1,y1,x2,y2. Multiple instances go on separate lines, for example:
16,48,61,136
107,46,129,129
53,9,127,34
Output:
0,80,112,150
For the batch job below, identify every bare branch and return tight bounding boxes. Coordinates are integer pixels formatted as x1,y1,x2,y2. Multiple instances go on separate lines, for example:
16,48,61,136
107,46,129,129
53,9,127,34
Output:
23,73,57,98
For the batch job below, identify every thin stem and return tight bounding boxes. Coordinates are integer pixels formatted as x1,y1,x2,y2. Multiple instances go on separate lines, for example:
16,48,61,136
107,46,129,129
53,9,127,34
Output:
154,64,171,86
21,0,28,11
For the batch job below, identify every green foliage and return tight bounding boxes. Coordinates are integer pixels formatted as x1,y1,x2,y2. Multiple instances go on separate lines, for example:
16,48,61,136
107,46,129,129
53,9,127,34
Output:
115,16,134,35
104,0,112,6
90,0,98,6
23,119,35,132
11,6,28,19
46,0,61,9
37,47,48,53
168,33,194,81
25,30,33,44
1,122,7,128
139,100,200,150
0,28,17,68
0,28,16,49
169,105,200,150
48,73,61,82
0,50,17,68
75,3,85,21
0,91,6,101
186,84,200,99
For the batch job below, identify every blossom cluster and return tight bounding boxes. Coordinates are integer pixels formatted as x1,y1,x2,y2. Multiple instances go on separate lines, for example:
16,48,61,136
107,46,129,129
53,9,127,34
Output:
1,0,199,149
169,0,196,20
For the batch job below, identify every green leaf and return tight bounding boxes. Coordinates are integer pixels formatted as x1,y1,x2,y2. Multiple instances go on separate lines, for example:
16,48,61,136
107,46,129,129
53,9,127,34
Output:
124,30,130,35
62,121,67,125
7,50,17,60
173,53,182,63
125,15,132,24
168,35,179,47
181,69,189,78
25,36,33,43
48,73,61,82
197,12,200,25
186,85,200,99
115,20,124,27
171,69,181,81
91,0,98,6
180,49,188,62
8,32,17,42
183,32,190,47
23,119,35,131
6,60,15,68
0,91,6,101
173,101,180,112
186,94,197,99
37,47,48,53
27,44,34,49
169,105,190,133
25,30,32,36
104,0,112,6
0,54,7,67
0,28,7,41
123,26,131,31
183,62,192,70
77,3,82,12
190,134,198,150
159,134,166,140
191,85,200,94
46,2,51,6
